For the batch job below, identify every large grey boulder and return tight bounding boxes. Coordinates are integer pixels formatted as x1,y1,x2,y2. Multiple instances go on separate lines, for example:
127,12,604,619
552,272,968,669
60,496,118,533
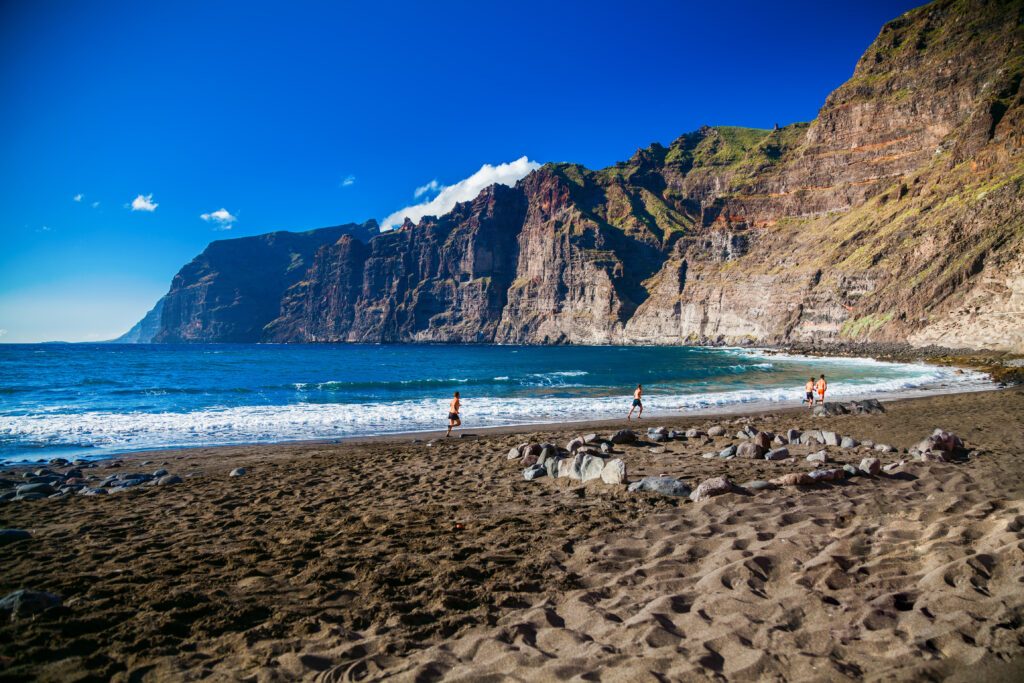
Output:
821,431,841,447
685,428,705,439
610,429,637,445
707,425,726,437
859,458,881,475
736,442,766,459
523,464,546,481
600,459,627,485
157,475,183,486
786,429,802,443
840,436,858,449
0,590,62,618
566,436,586,453
719,445,737,458
807,468,847,482
543,454,563,479
689,476,740,502
628,476,691,497
800,430,824,446
15,483,55,497
764,447,790,461
579,455,607,482
806,450,829,463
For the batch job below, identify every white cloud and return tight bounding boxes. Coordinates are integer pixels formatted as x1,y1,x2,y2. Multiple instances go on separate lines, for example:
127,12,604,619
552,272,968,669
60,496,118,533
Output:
91,201,100,208
414,179,440,198
381,156,540,230
73,193,83,202
200,208,237,229
36,225,51,233
341,175,356,187
0,329,7,338
130,193,158,212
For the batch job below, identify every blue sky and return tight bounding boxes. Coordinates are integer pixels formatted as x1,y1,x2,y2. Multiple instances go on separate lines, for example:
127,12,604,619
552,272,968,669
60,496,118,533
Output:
0,0,921,343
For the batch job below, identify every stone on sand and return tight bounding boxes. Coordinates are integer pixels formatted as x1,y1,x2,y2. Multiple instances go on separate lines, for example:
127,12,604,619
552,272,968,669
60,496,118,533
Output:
772,472,814,486
689,476,739,502
874,443,896,453
840,436,859,448
806,450,828,463
0,590,62,618
523,464,546,481
579,455,606,482
764,447,789,461
628,476,691,497
719,445,737,458
736,442,766,459
157,475,183,486
707,425,726,437
600,459,627,485
610,429,637,445
743,480,776,491
807,468,846,482
230,468,246,477
859,458,882,475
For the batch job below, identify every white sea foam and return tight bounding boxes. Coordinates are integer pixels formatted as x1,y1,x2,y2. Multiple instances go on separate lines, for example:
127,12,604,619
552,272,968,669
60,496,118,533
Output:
0,362,990,461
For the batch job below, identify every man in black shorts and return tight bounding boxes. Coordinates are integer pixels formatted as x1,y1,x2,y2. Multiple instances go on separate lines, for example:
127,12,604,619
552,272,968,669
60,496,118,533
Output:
446,391,461,437
627,384,643,421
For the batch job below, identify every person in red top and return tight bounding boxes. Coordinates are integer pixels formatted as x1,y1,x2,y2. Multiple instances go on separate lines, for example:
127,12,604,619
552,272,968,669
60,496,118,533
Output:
815,374,827,405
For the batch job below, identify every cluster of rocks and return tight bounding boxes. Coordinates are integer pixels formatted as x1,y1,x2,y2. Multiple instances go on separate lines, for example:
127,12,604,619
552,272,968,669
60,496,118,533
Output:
700,425,897,463
911,428,968,463
513,432,632,485
812,399,886,417
0,457,184,502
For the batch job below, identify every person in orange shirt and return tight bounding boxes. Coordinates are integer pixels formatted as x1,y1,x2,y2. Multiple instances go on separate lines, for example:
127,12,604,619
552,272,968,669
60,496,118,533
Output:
804,377,816,408
815,374,827,405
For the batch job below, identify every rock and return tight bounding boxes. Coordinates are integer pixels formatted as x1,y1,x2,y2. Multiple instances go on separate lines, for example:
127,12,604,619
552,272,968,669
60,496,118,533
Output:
557,454,588,480
0,590,62,618
918,450,949,463
229,468,246,477
814,400,886,416
0,529,32,545
566,436,586,453
843,464,859,477
861,439,875,448
772,435,788,447
859,458,882,475
48,458,70,467
707,425,726,437
648,446,667,454
523,464,546,481
600,459,627,485
628,476,691,497
520,453,538,467
610,429,637,445
807,468,846,482
689,476,739,502
15,483,55,497
800,430,824,446
874,444,896,453
667,430,681,439
583,433,600,444
649,432,667,443
765,447,790,461
882,460,906,474
786,429,802,442
806,450,828,463
78,488,108,496
840,436,858,449
600,442,613,454
579,455,607,482
915,429,964,455
157,475,183,486
751,432,773,450
14,493,47,501
772,472,814,486
543,455,563,478
701,452,717,459
743,480,776,491
685,428,705,439
737,442,766,459
648,426,669,437
821,431,841,446
719,445,737,458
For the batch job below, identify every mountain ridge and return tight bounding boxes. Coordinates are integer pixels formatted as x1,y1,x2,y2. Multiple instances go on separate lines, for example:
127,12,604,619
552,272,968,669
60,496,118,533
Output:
124,0,1024,352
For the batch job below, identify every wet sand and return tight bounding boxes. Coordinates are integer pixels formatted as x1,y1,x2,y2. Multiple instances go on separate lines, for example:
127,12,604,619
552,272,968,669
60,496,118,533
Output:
2,387,1024,681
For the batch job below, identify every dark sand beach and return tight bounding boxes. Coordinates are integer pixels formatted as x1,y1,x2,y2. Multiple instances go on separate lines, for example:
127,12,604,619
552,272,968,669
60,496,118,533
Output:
2,387,1024,681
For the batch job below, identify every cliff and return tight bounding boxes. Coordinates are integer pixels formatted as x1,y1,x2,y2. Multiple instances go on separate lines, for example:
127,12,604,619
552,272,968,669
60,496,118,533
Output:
136,0,1024,352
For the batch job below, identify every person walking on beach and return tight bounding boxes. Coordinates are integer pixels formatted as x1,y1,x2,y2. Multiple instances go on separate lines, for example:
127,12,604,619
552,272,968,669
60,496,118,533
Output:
805,377,816,408
627,384,643,421
446,391,461,437
815,374,827,405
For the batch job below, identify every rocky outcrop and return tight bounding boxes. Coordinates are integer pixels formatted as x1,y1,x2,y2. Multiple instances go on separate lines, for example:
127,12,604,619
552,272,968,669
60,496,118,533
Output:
136,0,1024,351
109,297,165,343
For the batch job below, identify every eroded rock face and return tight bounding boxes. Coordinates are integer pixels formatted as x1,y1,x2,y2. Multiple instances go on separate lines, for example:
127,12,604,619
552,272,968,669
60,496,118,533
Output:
140,1,1024,352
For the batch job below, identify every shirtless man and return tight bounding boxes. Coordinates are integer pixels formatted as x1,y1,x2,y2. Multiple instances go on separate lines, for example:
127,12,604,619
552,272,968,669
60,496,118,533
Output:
805,377,816,408
815,374,827,405
446,391,461,437
627,384,643,421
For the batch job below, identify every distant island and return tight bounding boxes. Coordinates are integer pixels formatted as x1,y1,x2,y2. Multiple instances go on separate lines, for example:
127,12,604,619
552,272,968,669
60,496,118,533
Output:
117,0,1023,353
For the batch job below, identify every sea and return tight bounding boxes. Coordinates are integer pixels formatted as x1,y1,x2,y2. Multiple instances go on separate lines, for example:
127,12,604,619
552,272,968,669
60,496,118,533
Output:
0,343,990,464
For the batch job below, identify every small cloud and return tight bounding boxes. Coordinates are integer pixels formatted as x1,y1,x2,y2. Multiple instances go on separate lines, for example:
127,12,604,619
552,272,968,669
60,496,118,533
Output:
414,179,441,198
36,225,51,233
73,193,83,202
0,329,7,338
130,193,158,212
91,201,100,208
381,156,541,230
200,207,237,229
340,175,356,188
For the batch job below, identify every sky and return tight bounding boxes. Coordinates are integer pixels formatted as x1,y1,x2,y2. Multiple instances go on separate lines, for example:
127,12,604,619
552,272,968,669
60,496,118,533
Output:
0,0,923,343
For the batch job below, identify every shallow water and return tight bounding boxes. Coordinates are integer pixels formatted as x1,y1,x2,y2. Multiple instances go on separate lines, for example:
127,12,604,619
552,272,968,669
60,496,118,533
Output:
0,343,986,462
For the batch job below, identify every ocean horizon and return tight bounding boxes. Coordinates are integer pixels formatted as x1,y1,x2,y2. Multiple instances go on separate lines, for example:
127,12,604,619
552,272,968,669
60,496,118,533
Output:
0,343,988,463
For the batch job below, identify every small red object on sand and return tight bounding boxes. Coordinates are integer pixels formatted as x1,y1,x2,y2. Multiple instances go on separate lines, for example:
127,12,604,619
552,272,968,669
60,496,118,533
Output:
455,523,463,530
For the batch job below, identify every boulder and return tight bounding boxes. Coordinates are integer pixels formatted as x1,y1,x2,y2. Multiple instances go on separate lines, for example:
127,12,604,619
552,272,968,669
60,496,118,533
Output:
600,459,627,485
48,458,70,467
15,483,55,497
520,453,538,467
648,426,669,437
685,428,705,439
882,460,906,474
719,445,737,458
916,429,964,455
649,432,668,443
566,437,586,453
764,447,790,461
610,429,637,445
579,455,607,482
599,442,613,455
689,476,739,502
859,458,882,475
800,430,824,446
772,435,788,447
752,432,773,450
843,464,859,477
0,590,62,619
539,445,557,461
919,450,949,463
821,431,841,447
772,472,814,486
506,447,521,460
806,450,828,463
743,480,776,491
583,433,600,444
707,425,726,437
543,455,563,479
0,529,32,546
153,469,168,477
157,475,183,486
874,443,896,453
737,442,766,459
628,476,691,497
523,464,546,481
807,468,846,482
786,429,802,443
840,436,858,449
525,443,543,457
229,468,246,477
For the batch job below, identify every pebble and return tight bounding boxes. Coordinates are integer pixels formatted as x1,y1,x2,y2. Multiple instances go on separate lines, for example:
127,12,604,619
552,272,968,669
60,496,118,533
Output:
230,468,247,477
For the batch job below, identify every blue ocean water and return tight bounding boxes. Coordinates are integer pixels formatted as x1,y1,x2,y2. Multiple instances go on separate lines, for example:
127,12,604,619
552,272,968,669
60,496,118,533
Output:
0,343,983,463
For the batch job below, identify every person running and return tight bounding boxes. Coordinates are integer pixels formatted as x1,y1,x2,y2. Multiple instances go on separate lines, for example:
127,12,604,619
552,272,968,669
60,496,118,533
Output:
627,384,643,421
815,374,827,405
446,391,461,437
805,377,816,408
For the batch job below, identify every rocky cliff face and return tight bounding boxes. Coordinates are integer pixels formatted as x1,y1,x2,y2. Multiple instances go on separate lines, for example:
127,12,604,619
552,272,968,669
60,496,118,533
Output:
142,0,1024,352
